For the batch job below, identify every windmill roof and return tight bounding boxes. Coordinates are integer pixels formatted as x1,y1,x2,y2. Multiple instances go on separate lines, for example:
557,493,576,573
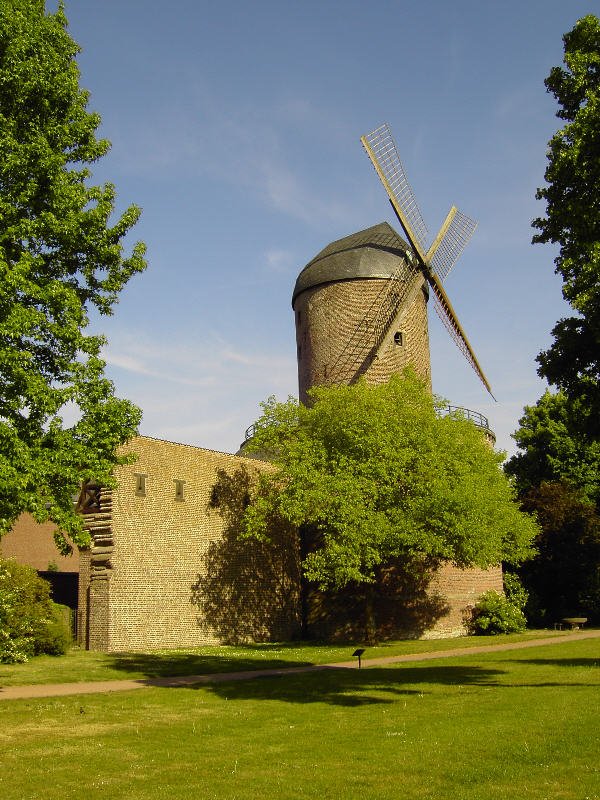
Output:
292,222,412,306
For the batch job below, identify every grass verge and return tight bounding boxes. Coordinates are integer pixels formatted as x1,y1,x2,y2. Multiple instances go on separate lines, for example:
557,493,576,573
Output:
1,637,599,800
0,629,573,686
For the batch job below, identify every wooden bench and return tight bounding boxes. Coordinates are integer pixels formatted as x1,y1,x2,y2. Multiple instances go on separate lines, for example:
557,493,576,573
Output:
562,617,587,630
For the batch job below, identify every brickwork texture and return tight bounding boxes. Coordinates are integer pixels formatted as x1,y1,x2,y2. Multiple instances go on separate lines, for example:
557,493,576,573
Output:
294,279,431,403
1,514,79,573
79,436,300,652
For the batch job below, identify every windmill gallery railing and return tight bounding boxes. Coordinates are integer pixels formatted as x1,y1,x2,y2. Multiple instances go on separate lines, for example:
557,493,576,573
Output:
441,405,490,431
243,404,492,445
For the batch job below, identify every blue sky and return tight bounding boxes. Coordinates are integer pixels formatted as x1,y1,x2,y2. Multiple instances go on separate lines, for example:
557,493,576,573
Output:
62,0,597,456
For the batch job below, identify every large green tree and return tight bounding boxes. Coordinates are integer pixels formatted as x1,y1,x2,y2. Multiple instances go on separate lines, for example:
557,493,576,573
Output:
243,373,537,594
0,1,146,550
533,14,600,421
507,16,600,622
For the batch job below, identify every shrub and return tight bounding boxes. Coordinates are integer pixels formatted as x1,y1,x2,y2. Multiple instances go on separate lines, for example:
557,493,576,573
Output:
503,571,529,611
34,603,72,656
0,559,71,663
468,590,527,635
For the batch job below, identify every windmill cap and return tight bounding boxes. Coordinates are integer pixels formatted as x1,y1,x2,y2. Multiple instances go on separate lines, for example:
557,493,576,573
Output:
292,222,415,306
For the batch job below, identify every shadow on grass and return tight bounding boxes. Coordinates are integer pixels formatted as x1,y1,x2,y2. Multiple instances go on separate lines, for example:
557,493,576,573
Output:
515,658,600,668
178,664,507,706
106,643,330,678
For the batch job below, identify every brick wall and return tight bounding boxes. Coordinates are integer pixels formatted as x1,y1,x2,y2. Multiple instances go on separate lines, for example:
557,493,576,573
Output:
77,434,501,650
300,561,504,642
294,278,431,404
80,436,300,652
425,564,504,638
1,513,79,572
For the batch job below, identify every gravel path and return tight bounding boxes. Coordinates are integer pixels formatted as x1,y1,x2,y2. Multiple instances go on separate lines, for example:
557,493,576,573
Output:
1,629,598,701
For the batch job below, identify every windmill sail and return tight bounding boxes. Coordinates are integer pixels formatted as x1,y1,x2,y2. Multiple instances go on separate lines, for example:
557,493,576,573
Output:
361,123,494,398
428,208,477,283
429,277,494,397
360,123,428,251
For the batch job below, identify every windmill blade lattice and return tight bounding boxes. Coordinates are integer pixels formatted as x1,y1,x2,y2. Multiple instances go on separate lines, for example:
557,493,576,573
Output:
361,123,428,250
429,209,477,283
431,286,494,397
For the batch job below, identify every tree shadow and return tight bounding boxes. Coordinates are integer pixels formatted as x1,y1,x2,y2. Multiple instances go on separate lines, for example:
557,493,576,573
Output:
184,664,506,706
105,646,316,679
304,558,450,642
102,651,596,698
190,466,302,644
190,464,452,644
514,658,600,668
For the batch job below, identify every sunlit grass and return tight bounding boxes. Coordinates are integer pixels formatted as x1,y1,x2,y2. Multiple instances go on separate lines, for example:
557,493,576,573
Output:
0,629,571,686
1,637,599,800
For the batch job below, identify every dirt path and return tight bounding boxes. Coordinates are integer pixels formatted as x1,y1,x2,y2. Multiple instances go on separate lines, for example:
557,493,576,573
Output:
1,629,598,701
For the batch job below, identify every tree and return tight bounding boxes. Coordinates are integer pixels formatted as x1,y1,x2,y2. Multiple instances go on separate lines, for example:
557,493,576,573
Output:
0,2,146,550
506,16,600,627
533,15,600,422
519,482,600,624
505,390,600,507
243,373,537,596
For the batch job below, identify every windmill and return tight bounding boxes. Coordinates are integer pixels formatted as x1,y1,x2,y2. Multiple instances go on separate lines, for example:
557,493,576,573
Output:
288,134,499,641
292,122,493,405
360,122,494,398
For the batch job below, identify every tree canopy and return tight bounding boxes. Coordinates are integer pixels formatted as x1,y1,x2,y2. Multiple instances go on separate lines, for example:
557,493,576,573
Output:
505,390,600,507
243,373,537,592
519,482,600,623
0,1,146,549
533,14,600,418
507,16,600,623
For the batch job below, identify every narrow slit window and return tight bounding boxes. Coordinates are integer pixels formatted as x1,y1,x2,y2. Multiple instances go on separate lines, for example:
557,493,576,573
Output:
174,479,185,501
134,473,147,497
393,331,404,347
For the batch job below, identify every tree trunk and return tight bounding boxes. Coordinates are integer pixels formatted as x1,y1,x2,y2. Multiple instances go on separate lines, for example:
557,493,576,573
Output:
365,584,377,644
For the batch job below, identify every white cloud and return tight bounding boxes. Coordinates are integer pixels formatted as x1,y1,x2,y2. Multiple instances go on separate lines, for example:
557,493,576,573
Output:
102,328,297,453
111,87,360,229
103,342,217,388
264,248,295,274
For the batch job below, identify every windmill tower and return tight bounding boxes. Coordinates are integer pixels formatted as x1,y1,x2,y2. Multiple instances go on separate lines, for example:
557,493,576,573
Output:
292,124,501,639
293,123,494,405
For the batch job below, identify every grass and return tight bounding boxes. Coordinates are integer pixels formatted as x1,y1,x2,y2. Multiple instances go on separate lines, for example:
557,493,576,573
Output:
0,629,573,686
1,637,599,800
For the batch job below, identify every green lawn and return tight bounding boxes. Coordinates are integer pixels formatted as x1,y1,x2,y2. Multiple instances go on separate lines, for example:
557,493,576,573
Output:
1,637,599,799
0,629,571,686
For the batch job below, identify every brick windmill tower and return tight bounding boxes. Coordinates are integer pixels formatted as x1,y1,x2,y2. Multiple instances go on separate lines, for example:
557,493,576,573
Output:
293,123,494,406
292,124,500,638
